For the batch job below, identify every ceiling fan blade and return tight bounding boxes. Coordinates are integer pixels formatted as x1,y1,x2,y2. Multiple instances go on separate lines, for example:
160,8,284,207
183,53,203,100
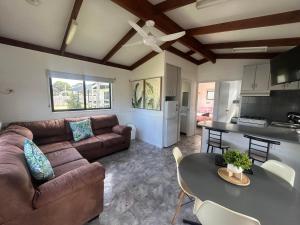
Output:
128,20,148,39
150,44,163,53
123,41,143,47
157,31,186,42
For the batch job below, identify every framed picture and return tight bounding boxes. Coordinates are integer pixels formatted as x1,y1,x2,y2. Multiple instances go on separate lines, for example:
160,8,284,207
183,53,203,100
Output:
144,77,161,111
207,90,214,100
131,80,144,109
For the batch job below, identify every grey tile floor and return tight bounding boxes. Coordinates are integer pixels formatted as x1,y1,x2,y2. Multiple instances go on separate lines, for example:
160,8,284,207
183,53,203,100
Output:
87,135,201,225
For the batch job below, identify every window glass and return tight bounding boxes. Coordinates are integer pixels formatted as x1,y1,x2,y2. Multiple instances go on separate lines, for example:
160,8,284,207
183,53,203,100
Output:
85,81,111,109
51,78,84,111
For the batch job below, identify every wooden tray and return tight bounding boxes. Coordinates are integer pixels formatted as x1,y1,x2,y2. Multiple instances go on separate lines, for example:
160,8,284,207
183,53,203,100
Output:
218,167,250,186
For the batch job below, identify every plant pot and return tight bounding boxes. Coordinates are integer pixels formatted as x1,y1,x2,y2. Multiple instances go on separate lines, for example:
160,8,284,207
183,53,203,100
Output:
227,164,243,174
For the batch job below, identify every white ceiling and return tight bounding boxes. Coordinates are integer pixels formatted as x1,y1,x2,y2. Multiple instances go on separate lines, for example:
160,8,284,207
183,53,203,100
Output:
67,0,138,59
166,0,300,28
0,0,73,49
197,23,300,44
0,0,299,67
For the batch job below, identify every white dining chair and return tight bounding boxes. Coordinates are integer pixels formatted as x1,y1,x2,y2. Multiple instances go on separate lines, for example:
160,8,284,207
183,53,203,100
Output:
192,200,261,225
261,160,295,187
172,147,199,225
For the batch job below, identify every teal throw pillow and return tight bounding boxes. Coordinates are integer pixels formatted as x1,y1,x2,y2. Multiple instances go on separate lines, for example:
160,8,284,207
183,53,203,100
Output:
69,119,94,142
24,138,55,181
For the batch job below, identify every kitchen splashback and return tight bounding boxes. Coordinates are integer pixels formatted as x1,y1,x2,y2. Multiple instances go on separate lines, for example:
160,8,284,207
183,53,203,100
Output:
240,90,300,122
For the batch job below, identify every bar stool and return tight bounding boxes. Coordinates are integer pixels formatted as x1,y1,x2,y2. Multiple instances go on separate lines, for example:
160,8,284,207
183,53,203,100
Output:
244,135,280,163
206,128,230,155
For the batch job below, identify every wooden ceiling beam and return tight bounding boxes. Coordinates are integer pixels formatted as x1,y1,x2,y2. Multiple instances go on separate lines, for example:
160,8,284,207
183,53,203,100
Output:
111,0,216,63
129,41,175,70
186,50,195,55
216,53,280,59
60,0,84,54
205,37,300,49
102,19,145,62
198,58,209,65
167,46,200,64
188,10,300,35
0,36,131,70
154,0,196,12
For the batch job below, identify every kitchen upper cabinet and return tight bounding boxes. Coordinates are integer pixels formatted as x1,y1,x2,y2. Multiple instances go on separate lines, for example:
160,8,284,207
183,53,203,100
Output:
254,63,271,92
270,81,299,90
285,81,299,90
165,64,180,97
241,63,270,96
241,65,256,91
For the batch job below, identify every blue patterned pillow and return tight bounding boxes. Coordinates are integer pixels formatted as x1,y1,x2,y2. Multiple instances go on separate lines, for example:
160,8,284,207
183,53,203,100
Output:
69,119,94,142
24,138,54,181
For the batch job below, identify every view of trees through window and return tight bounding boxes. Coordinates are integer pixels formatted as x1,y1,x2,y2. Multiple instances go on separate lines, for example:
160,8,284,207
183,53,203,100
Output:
50,77,111,111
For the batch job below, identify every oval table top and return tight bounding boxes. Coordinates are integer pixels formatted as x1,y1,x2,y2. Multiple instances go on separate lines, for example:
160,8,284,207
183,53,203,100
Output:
179,153,300,225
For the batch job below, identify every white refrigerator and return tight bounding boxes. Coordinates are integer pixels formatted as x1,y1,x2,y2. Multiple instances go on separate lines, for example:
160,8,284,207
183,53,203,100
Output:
163,101,179,147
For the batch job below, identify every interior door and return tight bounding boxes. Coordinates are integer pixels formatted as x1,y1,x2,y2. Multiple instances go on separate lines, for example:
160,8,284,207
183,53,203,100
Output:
217,82,230,122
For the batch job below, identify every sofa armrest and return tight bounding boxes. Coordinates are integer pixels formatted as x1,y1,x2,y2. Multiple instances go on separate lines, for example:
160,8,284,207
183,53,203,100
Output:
112,125,131,136
33,162,105,209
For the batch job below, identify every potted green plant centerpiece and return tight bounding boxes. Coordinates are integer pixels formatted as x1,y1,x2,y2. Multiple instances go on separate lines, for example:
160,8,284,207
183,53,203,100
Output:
223,150,252,179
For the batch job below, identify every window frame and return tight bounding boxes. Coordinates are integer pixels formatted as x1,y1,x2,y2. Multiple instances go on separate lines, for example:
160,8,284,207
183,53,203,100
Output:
49,77,112,112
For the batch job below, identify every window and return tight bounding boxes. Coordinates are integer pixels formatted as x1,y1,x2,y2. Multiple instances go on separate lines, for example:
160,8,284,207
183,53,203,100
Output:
206,90,215,100
85,81,111,109
48,71,112,112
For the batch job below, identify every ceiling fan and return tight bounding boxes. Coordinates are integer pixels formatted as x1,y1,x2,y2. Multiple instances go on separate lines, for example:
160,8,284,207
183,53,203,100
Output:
124,20,186,53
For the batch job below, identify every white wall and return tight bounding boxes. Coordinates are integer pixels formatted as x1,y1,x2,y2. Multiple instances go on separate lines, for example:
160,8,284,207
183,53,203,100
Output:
165,51,198,137
0,44,132,125
197,59,269,82
131,53,165,148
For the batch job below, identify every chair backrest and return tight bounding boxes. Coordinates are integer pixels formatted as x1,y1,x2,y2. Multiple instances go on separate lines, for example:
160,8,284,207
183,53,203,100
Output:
244,135,280,163
195,200,261,225
207,128,227,148
173,147,183,167
261,160,295,187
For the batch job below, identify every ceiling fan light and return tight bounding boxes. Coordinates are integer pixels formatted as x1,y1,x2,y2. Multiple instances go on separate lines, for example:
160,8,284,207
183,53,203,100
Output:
66,20,78,46
196,0,231,9
232,47,268,53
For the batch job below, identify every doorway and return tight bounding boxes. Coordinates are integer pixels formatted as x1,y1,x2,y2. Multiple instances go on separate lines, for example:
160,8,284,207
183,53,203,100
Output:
216,80,241,123
196,82,216,135
180,80,191,135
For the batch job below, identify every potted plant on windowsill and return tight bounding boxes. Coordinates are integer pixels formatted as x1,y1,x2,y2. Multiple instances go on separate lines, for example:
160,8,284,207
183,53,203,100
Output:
223,150,252,180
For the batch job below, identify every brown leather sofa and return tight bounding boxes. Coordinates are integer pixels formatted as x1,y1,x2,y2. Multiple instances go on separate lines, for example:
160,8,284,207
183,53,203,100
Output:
0,115,131,225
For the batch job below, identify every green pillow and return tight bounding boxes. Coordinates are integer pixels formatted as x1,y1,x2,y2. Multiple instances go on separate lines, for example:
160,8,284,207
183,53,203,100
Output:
69,119,94,142
24,138,55,181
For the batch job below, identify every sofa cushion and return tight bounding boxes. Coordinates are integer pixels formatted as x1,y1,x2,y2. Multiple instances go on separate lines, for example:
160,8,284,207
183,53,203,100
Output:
0,144,35,223
65,117,90,140
91,115,119,135
24,139,55,181
4,125,33,140
69,119,94,142
45,148,82,167
96,133,125,147
12,119,66,145
53,159,89,177
39,141,73,154
0,132,28,149
71,136,102,151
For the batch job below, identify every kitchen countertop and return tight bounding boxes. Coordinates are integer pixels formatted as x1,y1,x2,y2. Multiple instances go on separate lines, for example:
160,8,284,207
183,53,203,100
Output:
198,121,300,144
